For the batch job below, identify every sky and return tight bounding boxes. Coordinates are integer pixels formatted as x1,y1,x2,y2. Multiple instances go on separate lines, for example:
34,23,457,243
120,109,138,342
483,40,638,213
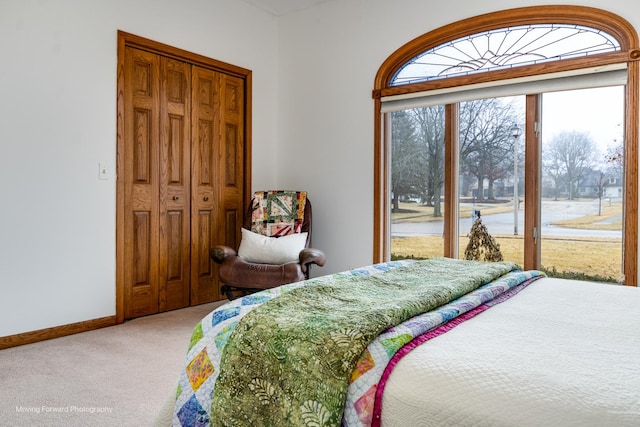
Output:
541,86,624,151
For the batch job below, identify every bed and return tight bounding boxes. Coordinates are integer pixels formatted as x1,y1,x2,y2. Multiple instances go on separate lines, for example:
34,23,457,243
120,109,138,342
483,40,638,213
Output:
169,258,640,427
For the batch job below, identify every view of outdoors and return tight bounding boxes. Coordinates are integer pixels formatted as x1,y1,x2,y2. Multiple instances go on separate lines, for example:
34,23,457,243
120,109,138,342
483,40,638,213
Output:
390,86,624,282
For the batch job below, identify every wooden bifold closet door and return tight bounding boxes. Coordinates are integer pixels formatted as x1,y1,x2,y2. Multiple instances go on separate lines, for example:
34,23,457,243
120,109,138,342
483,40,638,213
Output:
190,65,245,309
118,35,247,321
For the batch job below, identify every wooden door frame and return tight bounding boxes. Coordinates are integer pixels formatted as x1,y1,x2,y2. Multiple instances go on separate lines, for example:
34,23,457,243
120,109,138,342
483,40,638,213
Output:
116,31,252,323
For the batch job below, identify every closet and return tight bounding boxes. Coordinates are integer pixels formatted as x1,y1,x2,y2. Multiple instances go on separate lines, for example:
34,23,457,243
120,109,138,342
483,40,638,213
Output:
116,32,250,321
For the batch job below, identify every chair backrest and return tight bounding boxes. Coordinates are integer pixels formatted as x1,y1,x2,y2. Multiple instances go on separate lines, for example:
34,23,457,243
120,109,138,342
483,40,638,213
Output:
243,191,312,247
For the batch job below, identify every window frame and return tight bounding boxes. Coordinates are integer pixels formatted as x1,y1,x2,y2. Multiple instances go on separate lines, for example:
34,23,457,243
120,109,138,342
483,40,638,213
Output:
372,5,639,285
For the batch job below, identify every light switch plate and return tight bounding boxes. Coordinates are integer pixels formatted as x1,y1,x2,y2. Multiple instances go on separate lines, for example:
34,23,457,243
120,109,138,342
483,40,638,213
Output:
99,162,109,180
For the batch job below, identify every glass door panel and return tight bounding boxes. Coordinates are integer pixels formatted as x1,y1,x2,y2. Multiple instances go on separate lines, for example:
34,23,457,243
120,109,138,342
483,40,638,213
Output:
540,87,624,282
390,107,446,260
457,96,525,266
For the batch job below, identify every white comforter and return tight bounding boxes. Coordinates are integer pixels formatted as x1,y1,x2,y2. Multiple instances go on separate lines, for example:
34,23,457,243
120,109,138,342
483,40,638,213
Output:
381,277,640,426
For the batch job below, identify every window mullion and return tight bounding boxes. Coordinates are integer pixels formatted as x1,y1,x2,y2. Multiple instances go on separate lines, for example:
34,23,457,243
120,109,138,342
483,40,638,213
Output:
523,94,542,270
444,104,459,258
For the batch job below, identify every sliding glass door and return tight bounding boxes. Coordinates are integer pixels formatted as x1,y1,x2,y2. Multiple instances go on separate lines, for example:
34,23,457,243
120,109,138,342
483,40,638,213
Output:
390,86,625,283
539,86,624,282
390,107,445,261
457,96,525,266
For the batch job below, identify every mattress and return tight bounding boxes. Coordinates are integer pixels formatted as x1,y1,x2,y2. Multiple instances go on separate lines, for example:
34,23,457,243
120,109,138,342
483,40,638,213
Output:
380,277,640,427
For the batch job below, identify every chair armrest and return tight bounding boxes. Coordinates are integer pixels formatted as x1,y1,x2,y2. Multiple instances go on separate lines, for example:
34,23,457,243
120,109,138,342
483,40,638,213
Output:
299,247,327,274
210,245,237,264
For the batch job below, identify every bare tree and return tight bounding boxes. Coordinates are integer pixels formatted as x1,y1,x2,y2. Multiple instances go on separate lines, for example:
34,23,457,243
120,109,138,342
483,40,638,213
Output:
410,106,445,216
544,131,599,200
391,97,520,216
459,98,521,200
391,110,423,212
606,139,624,173
593,169,609,216
544,149,566,200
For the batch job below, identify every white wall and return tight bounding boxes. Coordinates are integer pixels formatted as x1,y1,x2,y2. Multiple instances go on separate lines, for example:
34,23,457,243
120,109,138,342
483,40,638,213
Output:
276,0,640,274
2,0,640,338
0,0,280,336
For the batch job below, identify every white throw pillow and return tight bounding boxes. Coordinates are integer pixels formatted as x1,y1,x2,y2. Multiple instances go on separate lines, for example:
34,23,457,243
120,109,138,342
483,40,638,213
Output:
237,228,308,264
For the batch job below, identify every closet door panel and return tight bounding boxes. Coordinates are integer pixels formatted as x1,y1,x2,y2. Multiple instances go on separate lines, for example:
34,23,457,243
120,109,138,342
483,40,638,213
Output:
191,66,221,304
124,47,160,318
196,209,214,279
224,209,239,251
159,57,191,312
221,74,245,253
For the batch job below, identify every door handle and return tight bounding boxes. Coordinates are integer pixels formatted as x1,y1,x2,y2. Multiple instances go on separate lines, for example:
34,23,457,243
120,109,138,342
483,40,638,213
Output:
204,196,209,202
172,196,179,201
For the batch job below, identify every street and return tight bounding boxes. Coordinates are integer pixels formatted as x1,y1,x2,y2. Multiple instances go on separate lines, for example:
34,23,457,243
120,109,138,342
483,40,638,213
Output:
391,199,622,239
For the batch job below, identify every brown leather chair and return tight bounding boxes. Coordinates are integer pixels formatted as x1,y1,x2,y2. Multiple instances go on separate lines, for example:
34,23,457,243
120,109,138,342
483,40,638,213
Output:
210,193,326,300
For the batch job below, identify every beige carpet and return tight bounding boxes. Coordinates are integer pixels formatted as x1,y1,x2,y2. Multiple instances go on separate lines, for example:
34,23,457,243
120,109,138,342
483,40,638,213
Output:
0,300,226,427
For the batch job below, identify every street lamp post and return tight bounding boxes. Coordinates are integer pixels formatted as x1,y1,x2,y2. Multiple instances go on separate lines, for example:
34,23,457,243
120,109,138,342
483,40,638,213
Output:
511,123,521,235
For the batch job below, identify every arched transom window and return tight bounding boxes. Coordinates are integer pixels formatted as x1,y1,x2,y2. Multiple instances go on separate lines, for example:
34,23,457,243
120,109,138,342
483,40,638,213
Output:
392,24,621,85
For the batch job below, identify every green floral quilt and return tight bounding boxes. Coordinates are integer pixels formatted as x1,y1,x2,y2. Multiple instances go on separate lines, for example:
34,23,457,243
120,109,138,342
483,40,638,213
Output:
208,258,518,426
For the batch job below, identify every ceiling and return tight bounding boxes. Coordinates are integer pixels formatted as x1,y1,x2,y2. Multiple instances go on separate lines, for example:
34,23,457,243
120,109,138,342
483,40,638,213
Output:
241,0,335,16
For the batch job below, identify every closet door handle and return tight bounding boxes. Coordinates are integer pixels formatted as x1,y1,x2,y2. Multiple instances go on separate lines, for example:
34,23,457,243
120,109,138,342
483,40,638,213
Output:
203,196,209,202
172,196,179,201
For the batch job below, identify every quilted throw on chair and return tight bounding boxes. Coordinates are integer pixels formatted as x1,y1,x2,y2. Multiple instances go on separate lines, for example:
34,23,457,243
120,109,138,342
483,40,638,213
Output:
250,191,307,237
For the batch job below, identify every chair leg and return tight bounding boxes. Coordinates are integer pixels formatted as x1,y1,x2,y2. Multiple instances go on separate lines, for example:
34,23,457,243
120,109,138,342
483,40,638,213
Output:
220,285,236,301
220,284,265,301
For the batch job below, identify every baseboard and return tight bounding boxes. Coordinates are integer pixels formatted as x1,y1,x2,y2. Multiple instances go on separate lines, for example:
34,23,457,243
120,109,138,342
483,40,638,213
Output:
0,316,117,350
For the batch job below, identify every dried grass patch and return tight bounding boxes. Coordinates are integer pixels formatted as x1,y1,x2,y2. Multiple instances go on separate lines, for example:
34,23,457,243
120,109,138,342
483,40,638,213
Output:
551,204,622,231
392,234,622,281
